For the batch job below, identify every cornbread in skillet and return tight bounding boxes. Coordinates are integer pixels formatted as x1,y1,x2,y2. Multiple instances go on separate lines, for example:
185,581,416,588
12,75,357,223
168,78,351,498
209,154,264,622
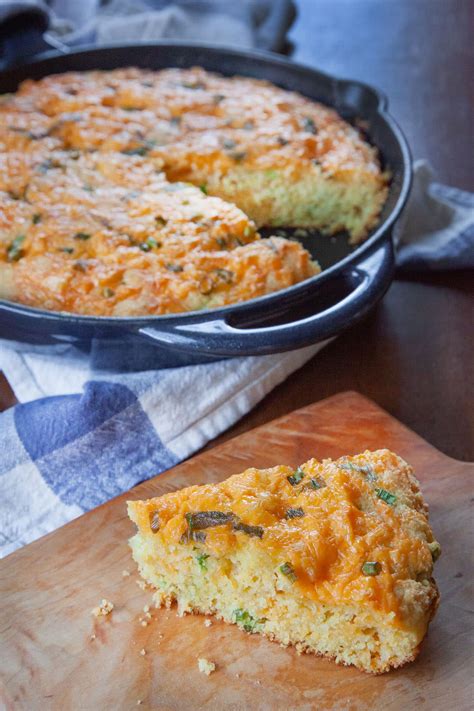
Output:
0,150,318,316
128,450,440,674
1,66,388,243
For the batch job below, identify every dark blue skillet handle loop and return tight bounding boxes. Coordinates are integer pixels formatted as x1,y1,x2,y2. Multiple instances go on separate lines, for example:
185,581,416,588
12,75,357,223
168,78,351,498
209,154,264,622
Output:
138,238,395,357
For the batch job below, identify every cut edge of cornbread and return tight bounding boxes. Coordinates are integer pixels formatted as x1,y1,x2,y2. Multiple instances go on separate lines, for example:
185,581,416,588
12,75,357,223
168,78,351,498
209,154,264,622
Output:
182,165,390,245
127,450,440,674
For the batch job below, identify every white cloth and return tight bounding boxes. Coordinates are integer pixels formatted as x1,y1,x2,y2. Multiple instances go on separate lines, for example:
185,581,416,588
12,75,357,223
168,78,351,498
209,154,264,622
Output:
0,341,327,557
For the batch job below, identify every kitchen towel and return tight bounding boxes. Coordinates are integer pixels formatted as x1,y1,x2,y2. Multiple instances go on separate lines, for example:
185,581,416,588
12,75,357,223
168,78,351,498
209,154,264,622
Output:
1,161,472,556
0,0,296,66
0,342,328,557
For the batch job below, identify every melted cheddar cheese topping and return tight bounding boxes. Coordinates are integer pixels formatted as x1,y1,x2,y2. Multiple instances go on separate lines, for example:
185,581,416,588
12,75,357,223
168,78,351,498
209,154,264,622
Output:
129,450,439,628
0,66,388,317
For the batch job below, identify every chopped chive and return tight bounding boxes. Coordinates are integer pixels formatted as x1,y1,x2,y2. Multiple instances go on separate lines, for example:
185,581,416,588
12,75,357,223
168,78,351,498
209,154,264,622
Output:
185,511,236,532
155,216,168,226
102,287,115,298
216,237,228,249
285,508,305,519
121,145,149,156
280,562,297,582
229,150,246,162
340,460,377,482
233,521,264,538
74,232,91,241
165,263,184,273
199,184,208,194
302,116,317,134
32,213,41,224
58,247,74,254
196,552,210,571
306,476,326,490
428,541,441,562
277,136,289,146
232,609,265,633
7,234,26,262
149,511,160,533
223,138,236,150
214,268,234,284
361,561,381,576
376,488,397,506
287,467,305,486
140,238,161,251
182,81,206,90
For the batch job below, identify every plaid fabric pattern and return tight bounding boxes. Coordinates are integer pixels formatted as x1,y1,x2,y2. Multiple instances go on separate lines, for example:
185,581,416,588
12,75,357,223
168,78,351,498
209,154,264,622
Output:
0,346,323,557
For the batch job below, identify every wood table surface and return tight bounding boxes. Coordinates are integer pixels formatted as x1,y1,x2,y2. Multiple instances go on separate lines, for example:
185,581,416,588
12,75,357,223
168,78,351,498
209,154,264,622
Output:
0,0,473,460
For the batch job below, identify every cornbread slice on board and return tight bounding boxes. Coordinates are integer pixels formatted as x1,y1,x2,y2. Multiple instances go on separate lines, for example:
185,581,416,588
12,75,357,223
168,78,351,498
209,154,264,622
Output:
128,450,440,674
1,66,389,243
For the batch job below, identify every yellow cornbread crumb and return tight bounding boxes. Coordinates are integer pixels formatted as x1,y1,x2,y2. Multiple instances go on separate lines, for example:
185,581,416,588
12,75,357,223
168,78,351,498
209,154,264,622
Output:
91,599,114,617
198,658,216,676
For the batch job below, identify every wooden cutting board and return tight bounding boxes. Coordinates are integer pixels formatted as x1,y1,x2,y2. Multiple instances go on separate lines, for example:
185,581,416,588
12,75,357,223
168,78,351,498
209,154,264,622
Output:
1,391,472,711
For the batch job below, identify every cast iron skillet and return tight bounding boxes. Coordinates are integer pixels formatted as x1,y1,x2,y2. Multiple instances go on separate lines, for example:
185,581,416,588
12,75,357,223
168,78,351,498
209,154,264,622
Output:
0,43,412,368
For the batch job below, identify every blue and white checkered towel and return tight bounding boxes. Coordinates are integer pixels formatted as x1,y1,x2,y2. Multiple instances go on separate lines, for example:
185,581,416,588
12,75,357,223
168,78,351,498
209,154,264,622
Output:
0,343,326,556
0,160,472,558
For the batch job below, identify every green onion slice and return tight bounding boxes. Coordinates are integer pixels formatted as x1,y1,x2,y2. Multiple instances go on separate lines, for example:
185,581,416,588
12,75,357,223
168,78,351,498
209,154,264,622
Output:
7,234,26,262
196,552,210,570
279,562,297,582
361,561,381,576
287,467,305,486
340,460,377,482
376,488,397,506
285,508,305,519
149,511,160,533
306,476,326,490
233,521,264,538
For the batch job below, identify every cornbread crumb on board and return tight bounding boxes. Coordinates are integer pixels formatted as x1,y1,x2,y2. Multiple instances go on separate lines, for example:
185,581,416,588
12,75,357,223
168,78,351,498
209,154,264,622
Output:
198,658,216,676
128,449,441,674
91,599,114,617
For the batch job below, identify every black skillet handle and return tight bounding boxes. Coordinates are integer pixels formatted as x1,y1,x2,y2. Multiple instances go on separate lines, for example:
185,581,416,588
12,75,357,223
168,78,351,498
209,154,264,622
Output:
137,238,395,357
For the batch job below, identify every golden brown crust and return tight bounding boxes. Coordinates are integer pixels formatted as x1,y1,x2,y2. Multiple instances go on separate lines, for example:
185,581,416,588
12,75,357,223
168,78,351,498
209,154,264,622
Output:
0,66,389,317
